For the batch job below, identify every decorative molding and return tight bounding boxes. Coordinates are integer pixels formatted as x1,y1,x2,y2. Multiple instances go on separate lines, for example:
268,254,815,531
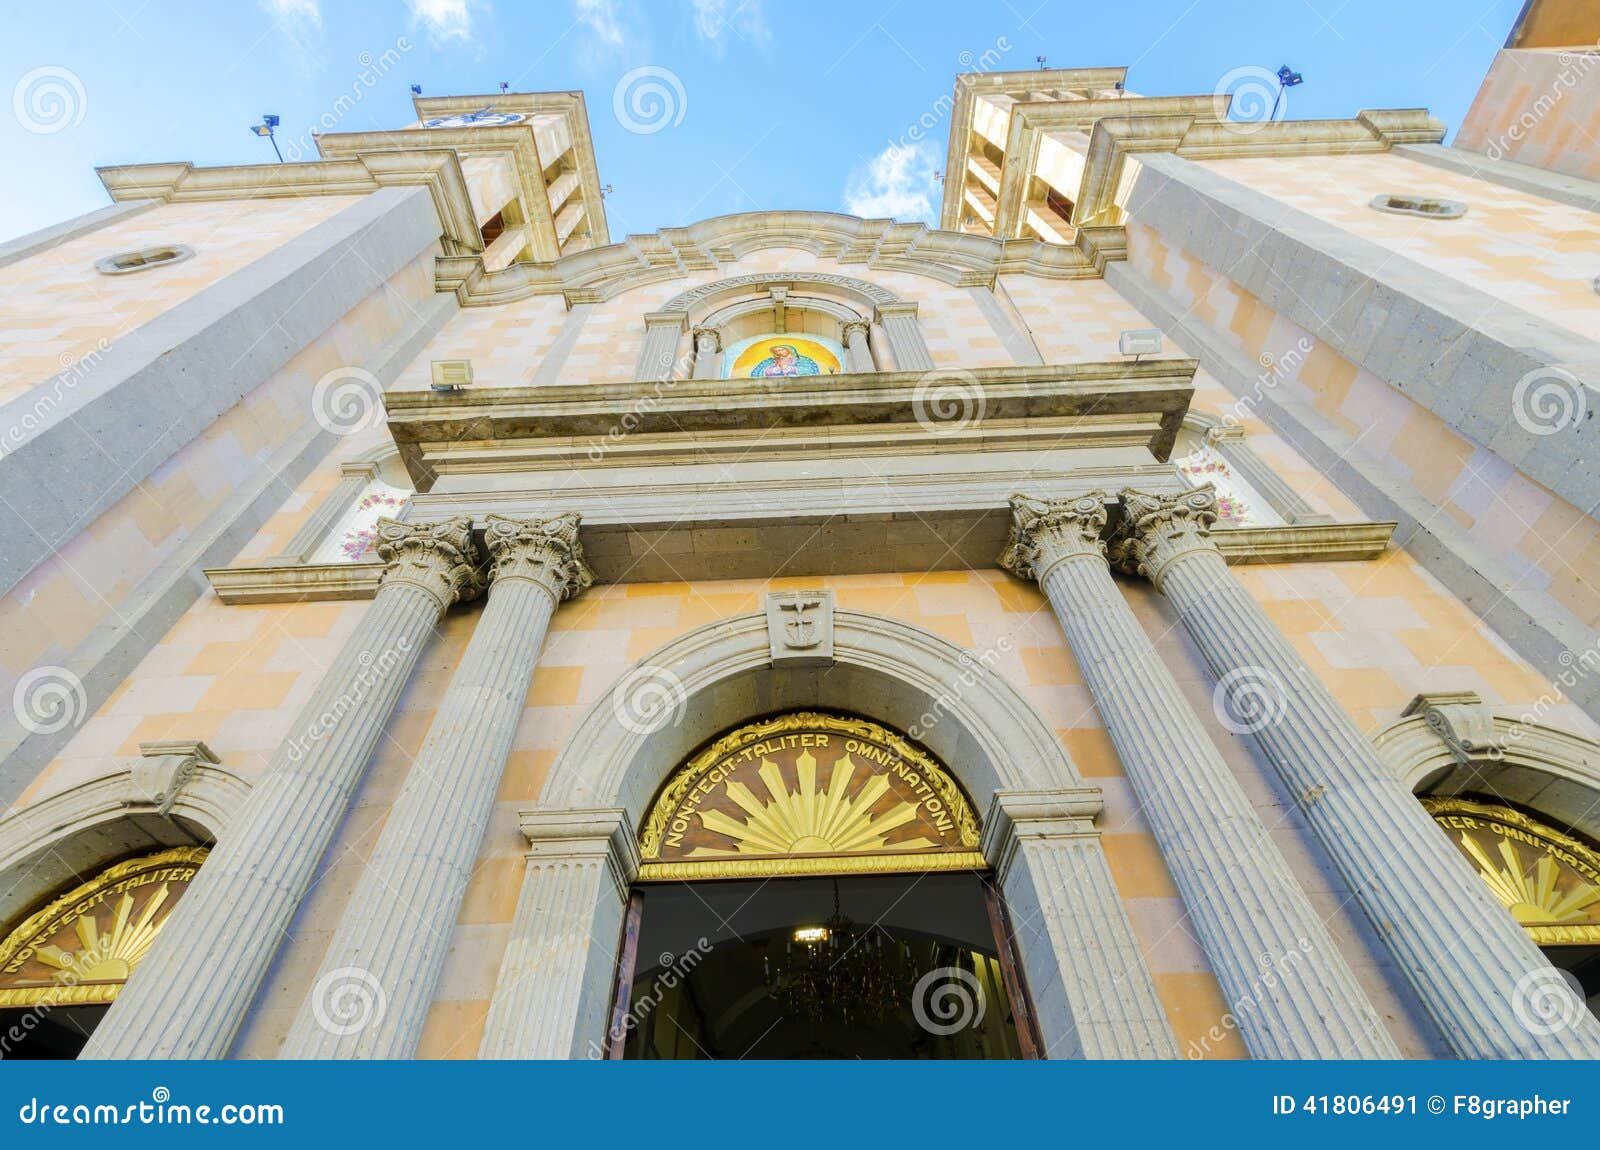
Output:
98,150,484,257
484,512,594,601
432,211,1125,307
765,589,835,667
373,515,484,608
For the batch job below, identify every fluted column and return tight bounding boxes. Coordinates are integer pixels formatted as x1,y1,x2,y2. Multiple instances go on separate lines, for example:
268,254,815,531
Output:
842,320,874,373
1120,486,1600,1058
690,326,722,379
982,789,1178,1058
999,493,1396,1059
83,517,482,1059
479,809,639,1059
281,513,594,1059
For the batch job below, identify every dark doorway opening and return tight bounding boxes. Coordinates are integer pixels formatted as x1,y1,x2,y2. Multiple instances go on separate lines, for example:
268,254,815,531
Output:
0,1005,108,1059
611,872,1035,1059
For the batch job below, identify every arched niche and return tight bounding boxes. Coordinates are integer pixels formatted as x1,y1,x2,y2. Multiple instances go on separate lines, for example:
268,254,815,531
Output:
479,609,1178,1061
634,272,932,380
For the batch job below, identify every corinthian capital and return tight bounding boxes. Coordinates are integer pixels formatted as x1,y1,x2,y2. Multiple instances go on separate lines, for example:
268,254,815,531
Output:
374,515,484,607
997,492,1110,583
484,512,595,601
1114,488,1221,585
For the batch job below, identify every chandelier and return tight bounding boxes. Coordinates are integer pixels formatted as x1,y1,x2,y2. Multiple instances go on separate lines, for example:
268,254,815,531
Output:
762,882,915,1025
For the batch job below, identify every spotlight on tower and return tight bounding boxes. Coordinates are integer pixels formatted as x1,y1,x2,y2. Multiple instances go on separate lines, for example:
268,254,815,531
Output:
410,83,422,96
249,116,284,163
1271,65,1304,119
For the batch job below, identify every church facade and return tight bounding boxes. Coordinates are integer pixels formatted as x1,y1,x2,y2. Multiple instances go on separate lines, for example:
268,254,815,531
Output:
3,6,1600,1061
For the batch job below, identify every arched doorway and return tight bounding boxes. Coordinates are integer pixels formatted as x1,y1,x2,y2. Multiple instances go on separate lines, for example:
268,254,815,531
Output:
1423,797,1600,1020
0,847,208,1058
603,712,1036,1059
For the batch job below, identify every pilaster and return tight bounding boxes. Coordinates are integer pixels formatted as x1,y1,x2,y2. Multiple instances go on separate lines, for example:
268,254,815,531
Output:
479,809,640,1059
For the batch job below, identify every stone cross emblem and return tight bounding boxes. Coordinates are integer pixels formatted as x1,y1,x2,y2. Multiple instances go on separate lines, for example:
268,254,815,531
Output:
765,589,835,667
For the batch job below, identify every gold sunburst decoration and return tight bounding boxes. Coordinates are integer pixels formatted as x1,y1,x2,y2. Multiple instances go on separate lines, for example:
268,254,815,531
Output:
1424,796,1600,945
0,846,207,1008
639,711,983,880
693,750,939,858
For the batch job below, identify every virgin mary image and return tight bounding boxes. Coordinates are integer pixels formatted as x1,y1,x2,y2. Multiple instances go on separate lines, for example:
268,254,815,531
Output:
748,343,821,377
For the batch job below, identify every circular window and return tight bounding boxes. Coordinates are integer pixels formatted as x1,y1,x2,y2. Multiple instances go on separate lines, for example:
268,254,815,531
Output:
93,244,196,275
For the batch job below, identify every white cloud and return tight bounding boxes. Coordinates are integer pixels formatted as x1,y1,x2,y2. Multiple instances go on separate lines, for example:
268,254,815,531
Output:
691,0,768,53
843,142,940,224
408,0,479,44
575,0,626,51
260,0,325,74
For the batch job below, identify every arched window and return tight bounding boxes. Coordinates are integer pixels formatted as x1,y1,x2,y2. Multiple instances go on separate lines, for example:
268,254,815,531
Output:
604,710,1035,1059
0,847,208,1059
1378,691,1600,1024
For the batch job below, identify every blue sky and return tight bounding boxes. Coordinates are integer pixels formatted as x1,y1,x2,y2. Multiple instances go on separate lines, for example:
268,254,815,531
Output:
1,0,1525,245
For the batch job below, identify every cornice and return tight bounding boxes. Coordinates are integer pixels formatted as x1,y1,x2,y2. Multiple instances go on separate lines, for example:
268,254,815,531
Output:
203,516,1392,605
384,357,1198,486
1074,107,1446,226
433,210,1125,306
96,150,484,256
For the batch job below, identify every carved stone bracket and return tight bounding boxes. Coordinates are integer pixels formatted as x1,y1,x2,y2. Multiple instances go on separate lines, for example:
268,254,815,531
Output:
764,589,836,667
1401,690,1507,765
133,739,221,817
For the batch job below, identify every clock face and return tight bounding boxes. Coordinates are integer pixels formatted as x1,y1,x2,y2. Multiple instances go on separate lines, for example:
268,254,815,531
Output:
422,111,525,129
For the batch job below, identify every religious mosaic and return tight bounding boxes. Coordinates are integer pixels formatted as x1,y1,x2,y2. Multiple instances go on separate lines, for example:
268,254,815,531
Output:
723,334,843,379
